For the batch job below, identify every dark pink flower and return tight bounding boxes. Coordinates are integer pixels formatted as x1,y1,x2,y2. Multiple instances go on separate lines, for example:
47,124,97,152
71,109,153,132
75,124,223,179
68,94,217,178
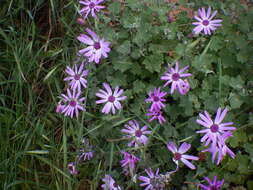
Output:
146,109,166,124
145,87,167,111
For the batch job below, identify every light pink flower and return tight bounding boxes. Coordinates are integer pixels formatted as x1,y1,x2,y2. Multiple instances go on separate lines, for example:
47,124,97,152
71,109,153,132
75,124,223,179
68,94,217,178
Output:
79,0,105,18
61,89,85,118
96,83,127,114
192,7,222,35
178,79,190,95
64,63,89,91
121,120,151,147
77,28,111,64
167,142,199,170
161,62,192,94
68,162,78,175
101,175,121,190
196,108,236,148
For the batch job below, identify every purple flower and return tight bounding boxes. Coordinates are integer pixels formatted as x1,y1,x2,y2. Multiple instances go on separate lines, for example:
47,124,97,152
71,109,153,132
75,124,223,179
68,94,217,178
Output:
56,101,65,113
145,87,167,111
78,138,94,162
199,176,224,190
161,62,192,94
64,63,89,91
96,83,127,114
61,89,85,118
192,7,222,35
178,79,190,95
68,162,78,175
79,0,105,18
101,175,121,190
167,142,199,170
120,152,140,175
77,28,111,64
146,109,166,124
121,120,152,147
196,108,236,148
203,132,235,165
139,168,165,190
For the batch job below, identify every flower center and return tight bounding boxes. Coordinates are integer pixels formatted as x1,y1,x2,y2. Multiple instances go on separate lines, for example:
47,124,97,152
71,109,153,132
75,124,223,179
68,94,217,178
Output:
135,130,142,137
108,96,115,102
153,96,160,102
172,73,180,81
89,2,95,8
94,42,101,50
210,124,219,133
74,74,80,80
173,152,182,160
210,186,218,190
202,20,209,26
69,100,77,107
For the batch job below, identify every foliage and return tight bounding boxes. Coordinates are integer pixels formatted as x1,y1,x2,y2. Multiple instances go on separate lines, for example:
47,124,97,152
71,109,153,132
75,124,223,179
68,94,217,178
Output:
0,0,253,189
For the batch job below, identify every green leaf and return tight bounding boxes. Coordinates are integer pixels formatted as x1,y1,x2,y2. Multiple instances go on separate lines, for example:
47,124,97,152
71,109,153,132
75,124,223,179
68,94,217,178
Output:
108,1,121,15
229,94,243,109
142,53,163,73
116,40,131,55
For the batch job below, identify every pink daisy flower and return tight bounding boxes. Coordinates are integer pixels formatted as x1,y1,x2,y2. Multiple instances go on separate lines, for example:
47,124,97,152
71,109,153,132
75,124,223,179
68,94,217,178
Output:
61,89,85,118
167,142,199,170
146,109,166,124
79,0,105,18
120,152,140,175
96,83,127,114
139,168,165,190
64,63,89,91
77,28,111,64
68,162,78,175
161,62,192,94
203,132,235,165
121,120,151,147
196,108,236,147
192,7,222,35
199,176,224,190
178,79,190,95
101,175,121,190
145,87,167,111
56,101,65,113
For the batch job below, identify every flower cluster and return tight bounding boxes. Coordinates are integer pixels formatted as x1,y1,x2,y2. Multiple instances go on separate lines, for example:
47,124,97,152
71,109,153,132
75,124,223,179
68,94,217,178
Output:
196,108,236,164
145,87,167,124
60,2,230,189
